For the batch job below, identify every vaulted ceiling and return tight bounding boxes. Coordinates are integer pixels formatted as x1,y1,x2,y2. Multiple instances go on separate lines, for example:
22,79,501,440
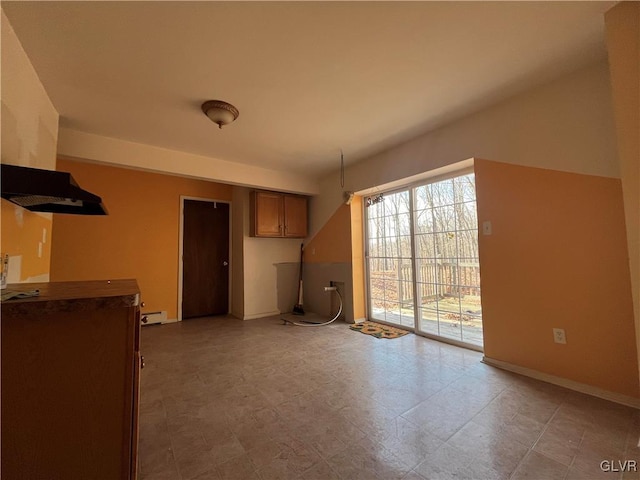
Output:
3,1,614,179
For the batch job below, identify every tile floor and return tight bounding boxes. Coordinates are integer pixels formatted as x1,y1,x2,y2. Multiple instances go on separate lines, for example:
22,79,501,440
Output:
138,316,639,480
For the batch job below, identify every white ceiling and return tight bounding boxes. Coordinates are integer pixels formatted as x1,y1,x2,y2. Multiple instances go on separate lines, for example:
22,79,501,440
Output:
3,1,614,179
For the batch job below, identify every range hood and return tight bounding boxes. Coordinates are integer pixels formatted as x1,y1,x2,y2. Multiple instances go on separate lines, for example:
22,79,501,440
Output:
1,164,108,215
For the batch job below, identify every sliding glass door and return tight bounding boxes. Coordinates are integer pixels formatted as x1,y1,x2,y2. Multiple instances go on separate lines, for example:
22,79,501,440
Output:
365,171,483,348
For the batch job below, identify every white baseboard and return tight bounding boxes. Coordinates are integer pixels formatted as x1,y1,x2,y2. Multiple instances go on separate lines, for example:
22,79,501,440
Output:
482,356,640,409
141,317,178,325
243,310,281,320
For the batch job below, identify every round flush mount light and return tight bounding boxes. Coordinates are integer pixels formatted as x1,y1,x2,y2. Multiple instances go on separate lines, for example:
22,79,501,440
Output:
201,100,239,129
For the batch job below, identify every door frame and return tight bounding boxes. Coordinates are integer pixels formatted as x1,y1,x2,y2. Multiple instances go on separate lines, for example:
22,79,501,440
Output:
178,196,232,322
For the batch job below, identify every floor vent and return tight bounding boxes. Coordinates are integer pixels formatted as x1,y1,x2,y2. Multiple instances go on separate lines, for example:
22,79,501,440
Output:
141,311,167,326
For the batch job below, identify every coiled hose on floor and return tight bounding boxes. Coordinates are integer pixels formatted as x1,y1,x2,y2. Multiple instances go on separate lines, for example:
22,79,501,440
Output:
282,286,343,327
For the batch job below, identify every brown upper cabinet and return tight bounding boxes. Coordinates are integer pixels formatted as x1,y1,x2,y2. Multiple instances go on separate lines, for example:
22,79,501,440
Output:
251,190,308,238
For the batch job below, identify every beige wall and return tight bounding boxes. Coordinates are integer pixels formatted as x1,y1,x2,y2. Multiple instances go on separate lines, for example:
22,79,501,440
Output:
309,62,618,238
58,128,319,196
231,187,245,319
605,1,640,397
233,187,301,319
1,9,59,282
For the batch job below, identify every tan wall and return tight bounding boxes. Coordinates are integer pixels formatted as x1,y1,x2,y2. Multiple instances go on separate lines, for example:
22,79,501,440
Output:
234,187,301,319
1,9,59,282
51,159,232,319
475,159,638,399
304,204,352,264
230,187,245,319
350,195,366,321
605,1,640,397
301,198,366,322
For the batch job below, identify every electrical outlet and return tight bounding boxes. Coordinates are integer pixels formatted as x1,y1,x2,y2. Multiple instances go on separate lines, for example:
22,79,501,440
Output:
553,328,567,344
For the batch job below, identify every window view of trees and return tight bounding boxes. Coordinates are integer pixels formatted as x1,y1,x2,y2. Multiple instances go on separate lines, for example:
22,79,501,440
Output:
367,173,483,347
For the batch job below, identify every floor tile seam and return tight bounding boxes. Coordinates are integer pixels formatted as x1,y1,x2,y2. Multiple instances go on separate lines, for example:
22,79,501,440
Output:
299,458,343,480
443,379,508,398
399,408,481,442
450,418,536,453
521,449,574,479
264,427,328,471
624,429,640,457
528,401,565,452
563,427,588,475
404,390,491,416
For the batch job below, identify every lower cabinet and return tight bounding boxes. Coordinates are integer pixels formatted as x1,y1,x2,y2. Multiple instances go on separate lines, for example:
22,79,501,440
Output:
1,280,141,480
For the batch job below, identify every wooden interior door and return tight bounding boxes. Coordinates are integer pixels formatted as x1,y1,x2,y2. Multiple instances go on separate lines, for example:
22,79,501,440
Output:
182,200,229,319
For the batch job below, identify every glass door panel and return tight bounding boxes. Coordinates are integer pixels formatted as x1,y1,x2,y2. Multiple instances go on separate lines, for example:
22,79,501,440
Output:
366,190,415,328
413,173,483,347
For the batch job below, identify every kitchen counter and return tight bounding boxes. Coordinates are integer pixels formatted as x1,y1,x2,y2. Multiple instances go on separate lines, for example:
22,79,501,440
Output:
2,278,142,479
1,279,140,316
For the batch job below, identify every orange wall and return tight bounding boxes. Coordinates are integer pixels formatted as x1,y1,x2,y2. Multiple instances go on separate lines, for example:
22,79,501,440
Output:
475,159,638,398
51,159,232,319
304,204,352,264
605,1,640,392
1,201,52,281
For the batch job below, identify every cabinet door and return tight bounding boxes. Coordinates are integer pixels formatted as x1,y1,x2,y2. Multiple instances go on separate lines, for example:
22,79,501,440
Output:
253,191,283,237
284,195,308,238
1,307,133,479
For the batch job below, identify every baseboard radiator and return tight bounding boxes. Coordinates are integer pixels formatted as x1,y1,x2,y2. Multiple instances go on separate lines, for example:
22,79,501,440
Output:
141,311,167,326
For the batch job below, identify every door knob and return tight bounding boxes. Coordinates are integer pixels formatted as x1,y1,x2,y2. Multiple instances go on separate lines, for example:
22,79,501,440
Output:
223,261,229,266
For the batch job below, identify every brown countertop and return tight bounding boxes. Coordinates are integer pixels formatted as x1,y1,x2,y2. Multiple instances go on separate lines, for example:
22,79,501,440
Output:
1,279,140,316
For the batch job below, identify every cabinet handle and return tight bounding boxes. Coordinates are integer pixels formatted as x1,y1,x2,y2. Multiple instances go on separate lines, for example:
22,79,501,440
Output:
141,316,148,324
141,356,145,369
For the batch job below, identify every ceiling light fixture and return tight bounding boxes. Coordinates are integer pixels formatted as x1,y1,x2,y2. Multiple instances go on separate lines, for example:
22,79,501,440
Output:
201,100,239,129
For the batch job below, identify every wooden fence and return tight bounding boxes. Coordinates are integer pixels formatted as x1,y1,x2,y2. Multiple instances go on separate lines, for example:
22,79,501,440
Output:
370,261,480,304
